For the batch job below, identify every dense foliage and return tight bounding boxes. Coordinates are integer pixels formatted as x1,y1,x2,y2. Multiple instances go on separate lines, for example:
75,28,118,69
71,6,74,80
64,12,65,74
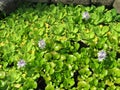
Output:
0,3,120,90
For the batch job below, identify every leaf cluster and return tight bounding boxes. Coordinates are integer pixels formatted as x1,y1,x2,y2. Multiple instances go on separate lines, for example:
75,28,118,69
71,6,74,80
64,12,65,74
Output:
0,3,120,90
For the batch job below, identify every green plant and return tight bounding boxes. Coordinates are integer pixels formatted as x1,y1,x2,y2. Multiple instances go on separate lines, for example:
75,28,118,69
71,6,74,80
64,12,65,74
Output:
0,2,120,90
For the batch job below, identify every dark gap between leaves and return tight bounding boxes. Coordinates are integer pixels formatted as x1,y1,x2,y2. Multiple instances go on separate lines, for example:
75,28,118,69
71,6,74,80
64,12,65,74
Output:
57,81,63,88
35,76,46,90
98,79,102,83
116,52,120,60
105,85,109,90
0,11,6,20
88,67,94,77
0,52,4,61
90,3,113,10
78,40,89,48
7,62,14,68
71,40,89,50
72,70,79,88
114,83,120,86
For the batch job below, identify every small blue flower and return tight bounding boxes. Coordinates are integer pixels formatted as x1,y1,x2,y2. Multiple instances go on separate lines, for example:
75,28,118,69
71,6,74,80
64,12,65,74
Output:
98,50,106,61
82,11,90,20
38,39,46,49
17,59,26,68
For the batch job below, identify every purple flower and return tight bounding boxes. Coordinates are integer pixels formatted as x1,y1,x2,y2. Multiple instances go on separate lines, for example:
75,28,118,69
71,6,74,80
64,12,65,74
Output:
98,50,106,61
17,59,26,68
38,39,46,49
82,11,90,20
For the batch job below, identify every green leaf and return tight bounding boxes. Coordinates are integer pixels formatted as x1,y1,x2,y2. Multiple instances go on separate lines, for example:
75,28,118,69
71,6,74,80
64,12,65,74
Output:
58,12,64,19
73,27,79,33
38,27,45,36
0,80,6,88
101,26,109,35
63,78,75,88
102,69,108,76
49,17,55,24
55,60,63,70
33,15,38,21
95,6,105,13
104,11,112,23
111,68,120,77
54,72,62,82
73,52,81,59
90,13,100,25
24,78,37,89
79,66,91,77
111,9,117,17
93,26,101,36
50,4,57,13
115,23,120,32
92,79,98,86
37,58,46,66
67,23,73,32
96,38,107,49
51,51,60,60
74,42,80,51
90,86,97,90
67,55,77,64
115,78,120,84
66,64,73,71
45,63,51,73
90,61,99,69
39,20,45,27
7,69,20,82
68,78,75,87
44,53,52,60
52,24,65,35
7,18,15,27
67,16,74,23
49,68,54,75
105,80,114,86
106,85,116,90
45,82,54,90
0,71,5,79
81,30,95,40
0,23,6,29
77,80,90,89
54,44,62,51
114,15,120,21
60,54,66,61
3,62,8,69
